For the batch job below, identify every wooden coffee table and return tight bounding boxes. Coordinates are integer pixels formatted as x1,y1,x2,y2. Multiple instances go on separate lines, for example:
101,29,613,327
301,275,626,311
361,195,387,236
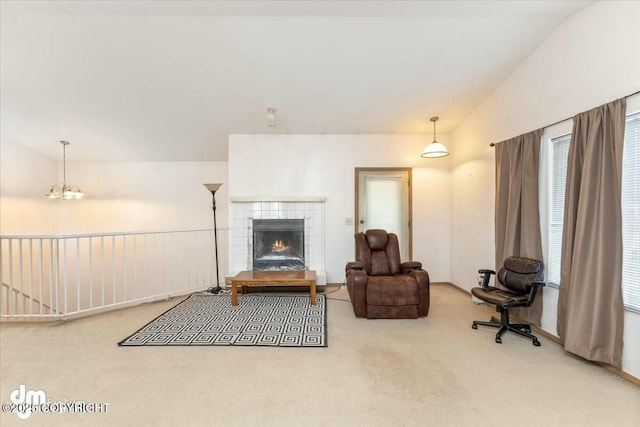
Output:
230,270,317,306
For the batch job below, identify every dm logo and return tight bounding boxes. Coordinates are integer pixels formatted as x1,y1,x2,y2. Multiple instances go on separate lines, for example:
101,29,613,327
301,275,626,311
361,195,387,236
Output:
10,384,46,420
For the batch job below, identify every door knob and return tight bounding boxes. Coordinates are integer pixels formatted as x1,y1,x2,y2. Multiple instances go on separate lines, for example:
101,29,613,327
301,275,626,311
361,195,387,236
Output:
359,220,365,224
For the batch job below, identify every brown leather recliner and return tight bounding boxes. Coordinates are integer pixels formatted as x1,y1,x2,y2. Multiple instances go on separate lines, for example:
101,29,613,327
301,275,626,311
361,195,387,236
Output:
345,229,430,319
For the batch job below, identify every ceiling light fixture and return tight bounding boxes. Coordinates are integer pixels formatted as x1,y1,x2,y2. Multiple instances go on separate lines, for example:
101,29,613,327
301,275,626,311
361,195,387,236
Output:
421,116,449,158
46,141,85,200
266,107,276,127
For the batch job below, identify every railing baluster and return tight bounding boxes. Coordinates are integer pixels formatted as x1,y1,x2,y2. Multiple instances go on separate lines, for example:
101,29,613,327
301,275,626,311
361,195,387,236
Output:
175,233,178,290
152,233,156,295
63,238,68,316
39,239,44,315
194,231,198,288
28,239,33,316
55,239,60,316
8,239,14,315
202,232,207,288
143,234,147,297
133,235,137,300
186,232,190,288
187,232,192,288
178,233,183,290
76,238,81,312
112,236,116,304
166,234,170,291
204,230,208,288
202,230,207,288
101,236,105,307
89,237,93,309
163,234,167,292
191,232,195,288
123,235,127,301
196,231,199,288
18,239,24,316
50,239,55,315
189,232,194,288
158,235,162,291
178,232,182,289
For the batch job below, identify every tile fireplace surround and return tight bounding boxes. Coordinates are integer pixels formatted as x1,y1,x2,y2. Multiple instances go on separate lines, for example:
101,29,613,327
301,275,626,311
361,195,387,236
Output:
229,197,327,286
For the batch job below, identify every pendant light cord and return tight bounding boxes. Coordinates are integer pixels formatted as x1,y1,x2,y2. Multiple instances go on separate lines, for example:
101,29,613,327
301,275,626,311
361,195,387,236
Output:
63,142,67,184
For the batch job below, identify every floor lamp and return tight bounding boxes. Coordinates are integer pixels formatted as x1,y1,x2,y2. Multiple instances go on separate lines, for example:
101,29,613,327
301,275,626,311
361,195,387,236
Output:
204,183,223,294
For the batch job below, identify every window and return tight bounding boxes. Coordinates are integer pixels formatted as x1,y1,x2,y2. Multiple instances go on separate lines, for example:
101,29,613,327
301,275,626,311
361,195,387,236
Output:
547,134,570,287
622,112,640,312
543,111,640,311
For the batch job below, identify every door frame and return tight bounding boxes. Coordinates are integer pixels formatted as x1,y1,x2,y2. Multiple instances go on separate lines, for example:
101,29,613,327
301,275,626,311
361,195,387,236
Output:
354,167,413,260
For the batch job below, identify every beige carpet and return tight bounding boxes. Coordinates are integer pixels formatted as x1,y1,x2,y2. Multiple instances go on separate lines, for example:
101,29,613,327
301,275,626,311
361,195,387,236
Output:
0,284,638,426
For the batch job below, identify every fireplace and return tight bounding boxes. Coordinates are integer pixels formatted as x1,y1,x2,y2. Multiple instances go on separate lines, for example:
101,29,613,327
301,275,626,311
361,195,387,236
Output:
252,219,305,270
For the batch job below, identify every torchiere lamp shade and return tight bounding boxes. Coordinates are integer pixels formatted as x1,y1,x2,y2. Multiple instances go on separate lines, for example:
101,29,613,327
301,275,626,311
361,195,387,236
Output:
204,183,222,193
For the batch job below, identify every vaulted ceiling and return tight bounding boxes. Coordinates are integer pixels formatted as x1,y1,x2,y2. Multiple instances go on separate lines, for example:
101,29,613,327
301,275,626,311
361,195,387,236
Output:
0,1,593,161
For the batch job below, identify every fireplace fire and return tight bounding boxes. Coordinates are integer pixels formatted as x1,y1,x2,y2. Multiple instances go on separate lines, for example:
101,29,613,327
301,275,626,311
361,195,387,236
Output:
253,219,305,270
270,240,289,252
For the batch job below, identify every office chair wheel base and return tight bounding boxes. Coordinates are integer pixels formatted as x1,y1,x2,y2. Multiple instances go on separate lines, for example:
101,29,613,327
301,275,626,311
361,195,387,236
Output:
495,337,502,344
533,339,541,347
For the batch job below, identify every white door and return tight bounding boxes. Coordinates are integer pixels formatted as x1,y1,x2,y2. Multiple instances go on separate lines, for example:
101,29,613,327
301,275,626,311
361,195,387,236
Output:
356,169,411,260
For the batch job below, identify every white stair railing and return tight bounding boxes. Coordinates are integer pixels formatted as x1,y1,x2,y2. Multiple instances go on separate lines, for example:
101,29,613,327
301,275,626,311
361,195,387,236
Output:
0,228,227,321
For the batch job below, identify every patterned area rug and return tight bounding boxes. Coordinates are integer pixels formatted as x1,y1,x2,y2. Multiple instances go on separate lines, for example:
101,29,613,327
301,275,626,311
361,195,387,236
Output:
118,294,326,347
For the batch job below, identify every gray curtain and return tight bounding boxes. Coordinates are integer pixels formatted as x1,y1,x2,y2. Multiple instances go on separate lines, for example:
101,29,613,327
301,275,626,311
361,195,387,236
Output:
557,98,626,369
495,129,544,326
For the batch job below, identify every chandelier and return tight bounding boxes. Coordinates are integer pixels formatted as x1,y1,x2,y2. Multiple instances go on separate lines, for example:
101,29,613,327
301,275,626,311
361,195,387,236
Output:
46,141,85,200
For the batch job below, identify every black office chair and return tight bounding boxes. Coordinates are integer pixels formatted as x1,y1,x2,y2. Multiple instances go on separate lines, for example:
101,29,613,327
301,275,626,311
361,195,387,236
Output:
471,256,545,346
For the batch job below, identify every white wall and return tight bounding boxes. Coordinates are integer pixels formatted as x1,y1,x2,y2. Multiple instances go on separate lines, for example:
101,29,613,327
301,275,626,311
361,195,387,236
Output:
0,139,59,235
451,1,640,378
0,140,229,236
57,161,228,234
228,134,451,283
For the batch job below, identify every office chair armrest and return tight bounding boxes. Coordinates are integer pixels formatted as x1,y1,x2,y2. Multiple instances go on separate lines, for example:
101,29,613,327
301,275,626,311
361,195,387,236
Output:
477,269,495,287
401,261,422,271
526,281,546,302
529,280,546,292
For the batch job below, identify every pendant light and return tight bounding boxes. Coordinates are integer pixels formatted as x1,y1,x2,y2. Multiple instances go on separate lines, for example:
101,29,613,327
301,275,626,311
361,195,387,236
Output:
46,141,85,200
421,116,449,158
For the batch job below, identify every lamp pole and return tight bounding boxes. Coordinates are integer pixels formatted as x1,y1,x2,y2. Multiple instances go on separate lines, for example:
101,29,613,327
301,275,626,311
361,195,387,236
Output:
204,184,223,294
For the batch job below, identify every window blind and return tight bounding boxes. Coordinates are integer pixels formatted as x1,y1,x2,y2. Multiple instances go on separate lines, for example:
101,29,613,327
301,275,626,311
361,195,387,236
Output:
548,134,571,287
622,112,640,312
